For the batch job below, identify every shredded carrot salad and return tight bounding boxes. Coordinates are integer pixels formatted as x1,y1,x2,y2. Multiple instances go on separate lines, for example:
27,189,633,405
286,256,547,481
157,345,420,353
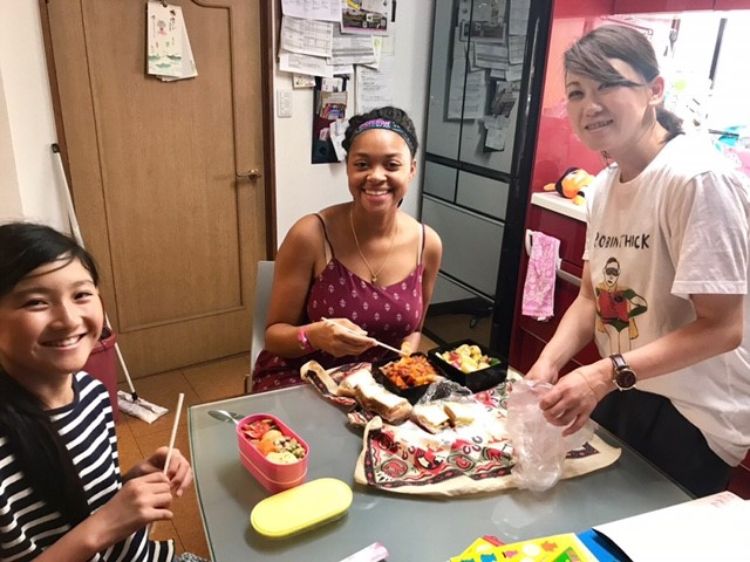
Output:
381,355,438,389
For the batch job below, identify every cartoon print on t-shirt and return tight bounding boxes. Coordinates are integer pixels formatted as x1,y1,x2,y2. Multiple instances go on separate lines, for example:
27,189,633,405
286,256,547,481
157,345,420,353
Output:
594,257,648,353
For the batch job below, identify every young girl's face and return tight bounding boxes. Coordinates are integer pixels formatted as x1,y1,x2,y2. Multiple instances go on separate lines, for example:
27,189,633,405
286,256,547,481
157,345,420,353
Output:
0,257,103,381
565,58,661,157
347,128,416,214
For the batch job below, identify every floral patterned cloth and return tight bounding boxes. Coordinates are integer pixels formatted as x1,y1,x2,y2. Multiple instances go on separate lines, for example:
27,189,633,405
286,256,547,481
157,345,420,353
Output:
252,224,426,393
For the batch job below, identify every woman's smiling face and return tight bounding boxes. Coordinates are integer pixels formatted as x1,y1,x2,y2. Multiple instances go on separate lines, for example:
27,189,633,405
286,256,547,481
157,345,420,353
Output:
346,128,416,213
565,58,661,156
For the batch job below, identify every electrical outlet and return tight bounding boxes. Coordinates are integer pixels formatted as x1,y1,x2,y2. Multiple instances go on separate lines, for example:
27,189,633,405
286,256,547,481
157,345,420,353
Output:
276,89,293,118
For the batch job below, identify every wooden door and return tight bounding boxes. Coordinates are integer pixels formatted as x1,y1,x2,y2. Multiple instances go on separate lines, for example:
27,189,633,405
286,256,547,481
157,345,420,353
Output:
43,0,270,377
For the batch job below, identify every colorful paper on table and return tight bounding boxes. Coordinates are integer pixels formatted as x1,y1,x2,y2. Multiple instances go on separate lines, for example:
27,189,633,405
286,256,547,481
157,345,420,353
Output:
451,533,596,562
449,536,504,562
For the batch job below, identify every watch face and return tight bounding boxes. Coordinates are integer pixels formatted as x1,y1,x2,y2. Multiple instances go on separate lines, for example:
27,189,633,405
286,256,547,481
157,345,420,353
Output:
615,368,637,389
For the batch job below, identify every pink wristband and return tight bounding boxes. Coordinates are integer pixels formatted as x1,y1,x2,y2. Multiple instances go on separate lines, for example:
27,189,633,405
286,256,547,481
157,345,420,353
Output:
296,327,314,352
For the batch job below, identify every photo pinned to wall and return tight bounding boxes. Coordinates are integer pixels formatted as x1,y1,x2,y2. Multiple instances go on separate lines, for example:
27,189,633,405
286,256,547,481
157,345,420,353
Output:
146,1,197,81
341,0,391,35
312,77,350,164
458,0,507,44
293,74,316,89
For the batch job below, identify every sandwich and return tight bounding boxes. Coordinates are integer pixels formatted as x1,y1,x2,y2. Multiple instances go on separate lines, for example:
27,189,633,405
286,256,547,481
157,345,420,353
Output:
412,403,451,434
337,366,376,397
444,402,477,427
355,382,412,424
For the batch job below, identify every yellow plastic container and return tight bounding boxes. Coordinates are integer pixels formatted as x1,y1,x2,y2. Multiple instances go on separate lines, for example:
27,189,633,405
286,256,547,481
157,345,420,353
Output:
250,478,353,538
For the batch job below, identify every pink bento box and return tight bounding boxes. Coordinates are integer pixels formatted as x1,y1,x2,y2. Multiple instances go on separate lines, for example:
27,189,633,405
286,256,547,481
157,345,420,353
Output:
236,413,309,494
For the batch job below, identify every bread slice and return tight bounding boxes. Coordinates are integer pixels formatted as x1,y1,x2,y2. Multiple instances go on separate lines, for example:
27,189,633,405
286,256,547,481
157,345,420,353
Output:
412,403,450,434
337,367,375,397
356,383,412,424
444,402,476,427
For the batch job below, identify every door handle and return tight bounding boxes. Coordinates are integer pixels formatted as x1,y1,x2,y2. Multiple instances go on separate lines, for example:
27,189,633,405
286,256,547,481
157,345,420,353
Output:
236,169,262,181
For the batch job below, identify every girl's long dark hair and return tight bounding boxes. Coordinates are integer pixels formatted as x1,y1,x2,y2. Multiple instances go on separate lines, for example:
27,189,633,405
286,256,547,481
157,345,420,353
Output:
0,222,99,525
564,24,684,142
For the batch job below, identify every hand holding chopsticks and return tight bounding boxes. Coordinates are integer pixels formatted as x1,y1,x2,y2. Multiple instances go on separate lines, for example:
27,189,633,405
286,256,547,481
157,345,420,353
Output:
321,317,410,357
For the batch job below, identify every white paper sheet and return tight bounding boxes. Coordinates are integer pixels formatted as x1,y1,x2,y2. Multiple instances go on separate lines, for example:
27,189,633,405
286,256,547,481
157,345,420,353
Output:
474,43,509,69
355,55,394,113
280,15,333,58
362,36,382,69
507,63,524,81
328,29,376,66
509,0,530,35
485,127,507,150
281,0,341,22
594,492,749,561
279,52,333,77
508,35,526,64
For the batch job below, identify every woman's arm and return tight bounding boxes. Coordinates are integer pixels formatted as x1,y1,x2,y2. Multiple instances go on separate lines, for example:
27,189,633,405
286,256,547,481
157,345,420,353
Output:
540,292,744,435
525,262,598,383
263,215,373,358
32,472,173,562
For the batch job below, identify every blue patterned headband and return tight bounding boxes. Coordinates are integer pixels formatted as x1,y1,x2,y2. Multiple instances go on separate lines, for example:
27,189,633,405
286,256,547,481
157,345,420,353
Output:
349,118,416,155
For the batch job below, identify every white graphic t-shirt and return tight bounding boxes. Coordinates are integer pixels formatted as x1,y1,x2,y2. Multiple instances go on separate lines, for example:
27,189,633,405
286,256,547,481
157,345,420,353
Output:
584,134,750,465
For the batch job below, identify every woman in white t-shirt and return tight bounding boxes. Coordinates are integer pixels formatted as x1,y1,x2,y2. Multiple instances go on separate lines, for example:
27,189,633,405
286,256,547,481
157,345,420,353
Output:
526,24,750,496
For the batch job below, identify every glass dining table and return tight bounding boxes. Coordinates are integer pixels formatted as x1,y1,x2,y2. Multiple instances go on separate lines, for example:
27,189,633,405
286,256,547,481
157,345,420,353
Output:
188,383,690,561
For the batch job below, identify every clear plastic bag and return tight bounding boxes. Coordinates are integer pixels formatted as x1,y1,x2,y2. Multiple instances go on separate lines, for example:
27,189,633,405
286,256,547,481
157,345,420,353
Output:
506,379,594,492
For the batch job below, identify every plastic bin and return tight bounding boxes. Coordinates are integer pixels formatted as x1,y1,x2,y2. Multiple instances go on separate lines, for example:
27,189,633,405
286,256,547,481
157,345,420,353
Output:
84,327,119,421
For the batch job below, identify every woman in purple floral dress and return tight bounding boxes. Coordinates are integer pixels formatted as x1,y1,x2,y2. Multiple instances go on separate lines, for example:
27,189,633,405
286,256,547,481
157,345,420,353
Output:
252,107,442,393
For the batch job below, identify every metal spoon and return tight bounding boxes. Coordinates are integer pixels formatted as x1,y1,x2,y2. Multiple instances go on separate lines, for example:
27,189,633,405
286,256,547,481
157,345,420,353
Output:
208,409,244,426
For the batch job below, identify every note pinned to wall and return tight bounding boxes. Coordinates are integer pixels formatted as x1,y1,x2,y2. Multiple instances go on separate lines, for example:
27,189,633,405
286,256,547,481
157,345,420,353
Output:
355,55,394,114
281,0,341,22
146,2,197,82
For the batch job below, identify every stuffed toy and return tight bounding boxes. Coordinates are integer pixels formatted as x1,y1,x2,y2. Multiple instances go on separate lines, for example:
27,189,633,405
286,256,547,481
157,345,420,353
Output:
543,167,593,206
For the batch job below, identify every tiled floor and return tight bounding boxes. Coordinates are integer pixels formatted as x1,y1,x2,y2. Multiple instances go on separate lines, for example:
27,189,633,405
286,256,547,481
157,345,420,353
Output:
115,353,251,559
114,336,438,560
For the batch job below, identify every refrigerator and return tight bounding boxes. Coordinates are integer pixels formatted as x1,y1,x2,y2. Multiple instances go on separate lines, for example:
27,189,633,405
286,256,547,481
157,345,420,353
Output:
419,0,556,355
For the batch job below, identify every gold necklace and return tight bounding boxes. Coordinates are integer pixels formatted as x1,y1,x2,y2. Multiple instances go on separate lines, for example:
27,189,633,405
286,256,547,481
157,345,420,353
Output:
349,208,398,285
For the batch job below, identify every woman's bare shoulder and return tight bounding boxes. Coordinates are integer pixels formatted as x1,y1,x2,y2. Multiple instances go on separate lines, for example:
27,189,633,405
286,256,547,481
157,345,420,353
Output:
281,214,325,251
421,222,443,263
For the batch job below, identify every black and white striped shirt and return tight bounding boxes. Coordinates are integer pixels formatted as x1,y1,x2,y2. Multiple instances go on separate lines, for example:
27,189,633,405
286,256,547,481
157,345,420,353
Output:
0,372,174,562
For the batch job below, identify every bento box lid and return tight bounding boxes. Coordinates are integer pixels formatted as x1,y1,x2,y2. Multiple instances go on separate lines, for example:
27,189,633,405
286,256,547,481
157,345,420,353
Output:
250,477,353,538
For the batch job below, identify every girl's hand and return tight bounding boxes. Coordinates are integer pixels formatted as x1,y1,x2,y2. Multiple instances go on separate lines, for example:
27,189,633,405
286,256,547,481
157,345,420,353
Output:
538,361,613,436
126,447,193,497
93,472,173,546
309,318,375,357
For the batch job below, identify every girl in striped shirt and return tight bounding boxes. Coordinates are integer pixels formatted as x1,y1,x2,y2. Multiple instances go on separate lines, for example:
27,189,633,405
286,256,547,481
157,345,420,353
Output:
0,223,196,562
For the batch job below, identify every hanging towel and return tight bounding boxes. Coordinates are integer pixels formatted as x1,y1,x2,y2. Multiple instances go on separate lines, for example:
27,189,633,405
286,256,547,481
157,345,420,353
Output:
522,230,561,320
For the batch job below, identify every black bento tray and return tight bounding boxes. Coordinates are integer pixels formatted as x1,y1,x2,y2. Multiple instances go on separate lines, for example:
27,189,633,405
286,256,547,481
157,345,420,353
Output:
372,352,438,404
428,339,507,392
